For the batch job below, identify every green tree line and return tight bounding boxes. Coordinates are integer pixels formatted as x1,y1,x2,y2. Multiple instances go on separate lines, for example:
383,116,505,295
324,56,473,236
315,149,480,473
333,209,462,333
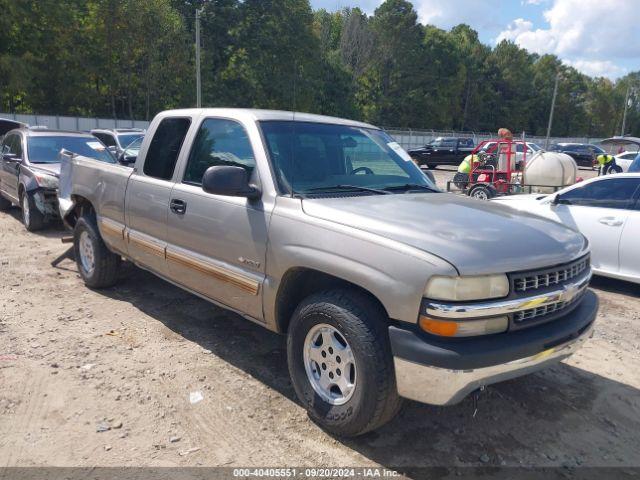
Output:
1,0,638,137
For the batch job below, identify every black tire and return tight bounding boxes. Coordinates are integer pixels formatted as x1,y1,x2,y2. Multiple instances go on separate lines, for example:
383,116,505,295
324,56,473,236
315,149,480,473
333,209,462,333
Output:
21,190,45,231
453,172,469,190
426,163,436,169
469,184,495,200
73,215,120,288
609,164,623,174
287,289,402,437
0,194,12,211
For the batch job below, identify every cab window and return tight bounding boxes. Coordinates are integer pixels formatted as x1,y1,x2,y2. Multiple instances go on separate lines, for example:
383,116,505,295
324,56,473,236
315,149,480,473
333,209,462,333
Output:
183,118,255,185
143,117,191,180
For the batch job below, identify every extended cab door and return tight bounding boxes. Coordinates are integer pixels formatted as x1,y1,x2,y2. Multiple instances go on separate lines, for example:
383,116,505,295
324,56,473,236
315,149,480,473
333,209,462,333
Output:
165,116,269,319
125,116,192,276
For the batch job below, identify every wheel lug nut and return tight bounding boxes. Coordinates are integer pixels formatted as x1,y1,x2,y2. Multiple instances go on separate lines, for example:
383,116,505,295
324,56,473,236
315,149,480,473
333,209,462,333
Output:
336,368,341,376
329,372,334,379
336,356,341,363
328,347,333,354
321,351,327,358
321,363,326,370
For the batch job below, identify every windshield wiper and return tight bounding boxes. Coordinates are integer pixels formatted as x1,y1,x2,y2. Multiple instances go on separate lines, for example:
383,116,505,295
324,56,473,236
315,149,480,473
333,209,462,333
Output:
303,184,391,195
383,183,440,193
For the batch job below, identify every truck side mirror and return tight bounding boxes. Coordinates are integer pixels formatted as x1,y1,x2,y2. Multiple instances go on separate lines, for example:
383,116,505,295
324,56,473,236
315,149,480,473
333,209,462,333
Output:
201,165,261,200
118,153,137,165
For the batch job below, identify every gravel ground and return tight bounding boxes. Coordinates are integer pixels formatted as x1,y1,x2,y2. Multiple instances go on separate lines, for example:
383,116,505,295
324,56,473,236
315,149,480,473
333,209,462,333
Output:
1,167,639,469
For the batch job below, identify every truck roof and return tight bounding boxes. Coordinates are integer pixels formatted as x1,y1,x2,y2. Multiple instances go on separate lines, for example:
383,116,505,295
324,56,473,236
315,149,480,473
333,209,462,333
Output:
158,108,380,130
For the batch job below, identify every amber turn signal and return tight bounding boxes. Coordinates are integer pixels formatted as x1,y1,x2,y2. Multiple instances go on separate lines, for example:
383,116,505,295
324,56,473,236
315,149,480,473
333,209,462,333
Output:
419,317,459,337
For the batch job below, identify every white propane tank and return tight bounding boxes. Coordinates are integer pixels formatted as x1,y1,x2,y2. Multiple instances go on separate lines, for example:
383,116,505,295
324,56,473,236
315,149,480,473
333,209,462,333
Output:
524,151,578,193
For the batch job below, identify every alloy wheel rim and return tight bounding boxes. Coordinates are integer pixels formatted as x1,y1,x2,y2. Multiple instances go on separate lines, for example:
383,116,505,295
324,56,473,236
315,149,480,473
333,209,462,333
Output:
79,231,96,276
303,323,357,406
473,189,488,200
22,194,30,227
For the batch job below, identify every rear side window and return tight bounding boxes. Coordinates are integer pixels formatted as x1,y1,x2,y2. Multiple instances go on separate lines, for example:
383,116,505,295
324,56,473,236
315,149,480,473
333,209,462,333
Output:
183,118,255,185
558,178,640,210
143,117,191,180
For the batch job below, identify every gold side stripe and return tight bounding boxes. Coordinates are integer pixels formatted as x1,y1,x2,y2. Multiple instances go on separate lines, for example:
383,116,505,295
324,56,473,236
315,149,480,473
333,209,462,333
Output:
99,220,125,240
128,233,166,258
166,250,259,295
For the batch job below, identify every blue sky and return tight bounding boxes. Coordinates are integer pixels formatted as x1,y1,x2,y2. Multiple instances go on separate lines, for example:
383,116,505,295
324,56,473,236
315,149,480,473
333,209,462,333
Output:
310,0,639,79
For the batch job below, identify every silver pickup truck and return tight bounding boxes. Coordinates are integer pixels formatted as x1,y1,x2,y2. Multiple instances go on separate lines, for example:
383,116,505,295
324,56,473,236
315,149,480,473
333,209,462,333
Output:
59,109,598,436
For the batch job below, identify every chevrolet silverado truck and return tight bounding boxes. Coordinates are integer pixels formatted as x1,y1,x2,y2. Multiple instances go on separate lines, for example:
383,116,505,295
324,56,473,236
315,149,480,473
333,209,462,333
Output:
58,109,598,436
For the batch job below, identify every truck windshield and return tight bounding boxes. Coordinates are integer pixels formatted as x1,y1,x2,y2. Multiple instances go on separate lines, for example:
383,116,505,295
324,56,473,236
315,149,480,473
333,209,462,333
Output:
260,121,435,195
28,136,114,164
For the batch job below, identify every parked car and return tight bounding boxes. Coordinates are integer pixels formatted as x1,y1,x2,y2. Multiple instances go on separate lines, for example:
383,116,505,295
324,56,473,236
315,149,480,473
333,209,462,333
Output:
0,127,113,231
494,174,640,284
615,151,640,172
91,128,145,158
548,143,605,169
59,108,597,436
408,137,475,169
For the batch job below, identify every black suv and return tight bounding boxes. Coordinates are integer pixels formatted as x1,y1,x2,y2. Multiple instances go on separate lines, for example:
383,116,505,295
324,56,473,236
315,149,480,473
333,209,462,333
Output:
549,143,604,169
0,127,113,231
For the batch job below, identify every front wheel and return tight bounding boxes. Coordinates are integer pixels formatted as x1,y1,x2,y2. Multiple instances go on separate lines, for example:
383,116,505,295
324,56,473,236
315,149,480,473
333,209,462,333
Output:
287,290,402,437
74,215,121,288
21,190,45,231
469,184,496,200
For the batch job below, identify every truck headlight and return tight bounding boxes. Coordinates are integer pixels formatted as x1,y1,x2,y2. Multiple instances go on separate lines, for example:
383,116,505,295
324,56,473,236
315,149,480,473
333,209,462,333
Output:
419,315,508,337
34,173,59,189
425,274,509,301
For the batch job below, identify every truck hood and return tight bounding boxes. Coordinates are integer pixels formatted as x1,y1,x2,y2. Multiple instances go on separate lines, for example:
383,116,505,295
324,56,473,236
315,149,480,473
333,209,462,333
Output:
30,163,61,177
301,193,586,275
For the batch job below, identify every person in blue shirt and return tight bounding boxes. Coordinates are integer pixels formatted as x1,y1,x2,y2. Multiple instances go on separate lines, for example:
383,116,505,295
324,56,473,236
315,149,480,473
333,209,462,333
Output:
629,152,640,173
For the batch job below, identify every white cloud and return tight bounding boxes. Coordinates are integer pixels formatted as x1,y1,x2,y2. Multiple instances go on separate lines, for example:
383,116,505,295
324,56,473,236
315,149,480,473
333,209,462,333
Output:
496,0,640,78
565,60,626,78
414,0,502,30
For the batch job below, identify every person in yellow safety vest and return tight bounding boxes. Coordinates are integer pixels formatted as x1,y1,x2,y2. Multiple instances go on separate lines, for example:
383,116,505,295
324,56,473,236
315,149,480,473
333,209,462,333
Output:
596,153,618,175
458,154,479,174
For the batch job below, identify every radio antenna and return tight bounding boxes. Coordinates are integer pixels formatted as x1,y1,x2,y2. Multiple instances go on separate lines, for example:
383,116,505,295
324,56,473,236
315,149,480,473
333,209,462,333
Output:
290,58,298,198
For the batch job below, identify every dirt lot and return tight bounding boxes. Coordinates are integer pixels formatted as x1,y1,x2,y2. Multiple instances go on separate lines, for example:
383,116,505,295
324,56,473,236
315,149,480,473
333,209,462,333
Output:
1,168,639,469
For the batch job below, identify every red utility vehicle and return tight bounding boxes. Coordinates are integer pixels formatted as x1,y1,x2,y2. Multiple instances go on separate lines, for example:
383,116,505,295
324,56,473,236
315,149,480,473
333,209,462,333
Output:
447,138,562,199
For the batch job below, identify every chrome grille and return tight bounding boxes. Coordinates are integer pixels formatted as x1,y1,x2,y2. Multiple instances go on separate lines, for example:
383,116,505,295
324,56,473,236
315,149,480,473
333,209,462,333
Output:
513,256,589,293
514,301,567,322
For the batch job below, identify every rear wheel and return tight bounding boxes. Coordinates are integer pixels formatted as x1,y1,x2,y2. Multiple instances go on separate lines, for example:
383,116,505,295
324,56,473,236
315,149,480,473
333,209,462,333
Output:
74,215,120,288
426,163,436,170
287,289,402,437
469,184,496,200
21,190,45,231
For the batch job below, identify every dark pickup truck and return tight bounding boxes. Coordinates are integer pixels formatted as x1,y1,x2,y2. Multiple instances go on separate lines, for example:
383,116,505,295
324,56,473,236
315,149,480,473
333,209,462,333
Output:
408,137,475,169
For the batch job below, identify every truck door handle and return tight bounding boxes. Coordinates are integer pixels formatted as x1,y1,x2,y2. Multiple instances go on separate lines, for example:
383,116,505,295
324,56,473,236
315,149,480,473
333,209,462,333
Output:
170,199,187,215
598,217,623,227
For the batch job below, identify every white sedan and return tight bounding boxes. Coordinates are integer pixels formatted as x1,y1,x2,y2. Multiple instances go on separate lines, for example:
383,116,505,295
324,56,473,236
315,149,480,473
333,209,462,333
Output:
615,151,640,172
494,174,640,284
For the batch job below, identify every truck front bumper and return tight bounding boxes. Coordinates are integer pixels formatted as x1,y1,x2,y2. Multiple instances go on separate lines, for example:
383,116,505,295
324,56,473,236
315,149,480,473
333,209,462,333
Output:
390,289,598,405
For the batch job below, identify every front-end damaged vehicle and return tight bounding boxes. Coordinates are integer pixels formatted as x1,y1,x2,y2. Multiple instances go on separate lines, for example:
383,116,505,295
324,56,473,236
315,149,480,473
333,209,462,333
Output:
59,109,598,436
0,128,113,231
